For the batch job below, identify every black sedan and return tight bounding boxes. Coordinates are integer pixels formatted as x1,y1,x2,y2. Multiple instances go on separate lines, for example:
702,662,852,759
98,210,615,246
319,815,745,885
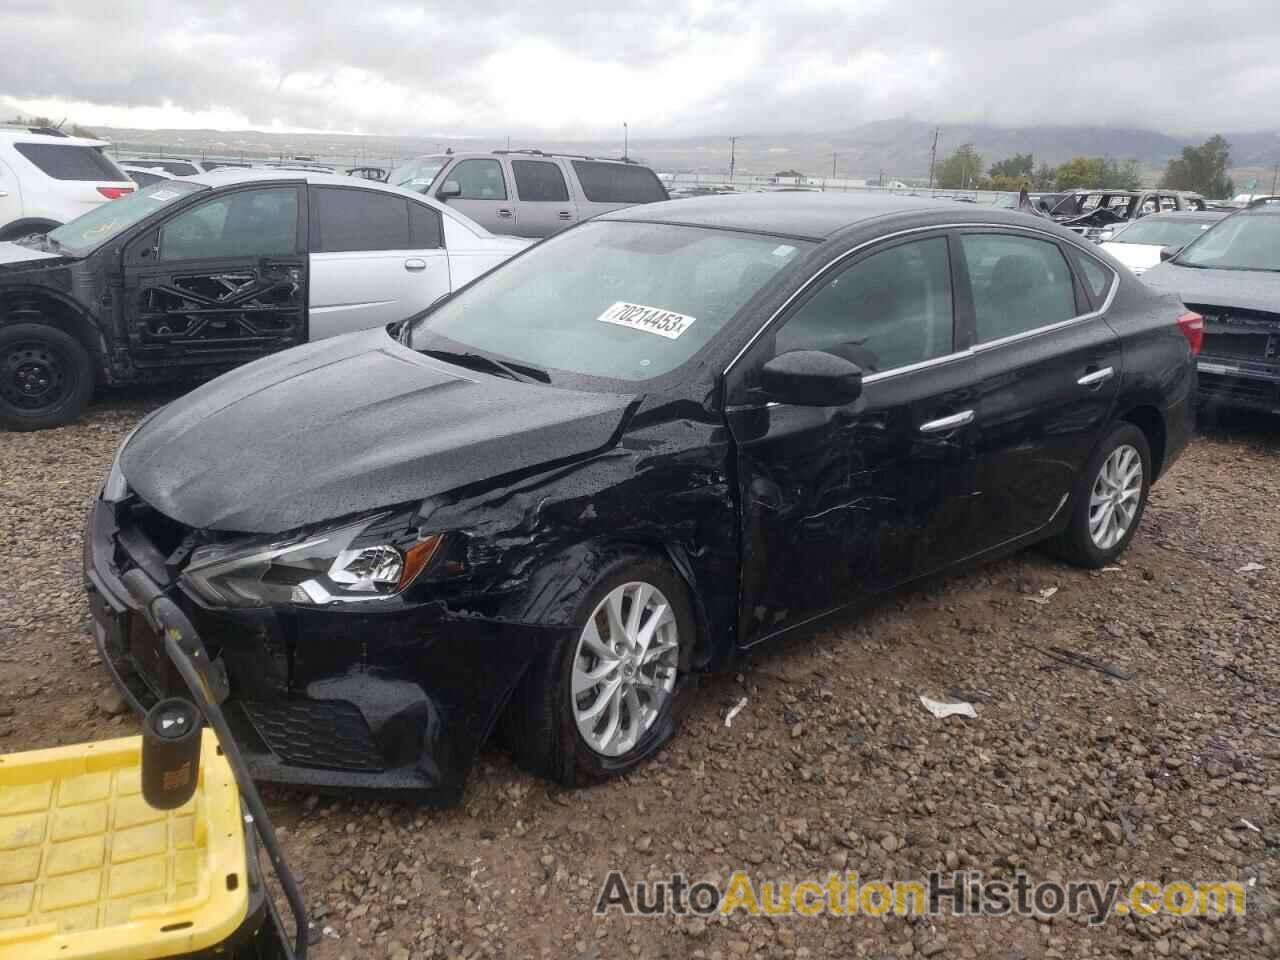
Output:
85,194,1199,803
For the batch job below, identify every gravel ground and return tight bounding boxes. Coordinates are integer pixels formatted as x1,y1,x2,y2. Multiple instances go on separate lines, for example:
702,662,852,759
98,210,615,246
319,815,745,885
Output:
1,392,1278,960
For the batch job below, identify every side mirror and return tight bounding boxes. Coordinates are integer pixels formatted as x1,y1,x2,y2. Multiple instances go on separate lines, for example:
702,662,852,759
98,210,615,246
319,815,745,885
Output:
1159,244,1182,262
759,350,863,407
438,180,461,200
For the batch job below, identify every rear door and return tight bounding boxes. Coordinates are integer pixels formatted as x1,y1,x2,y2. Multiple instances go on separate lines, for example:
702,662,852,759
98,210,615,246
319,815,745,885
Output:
307,185,450,338
960,229,1122,553
121,184,307,369
725,232,977,646
509,158,577,236
434,158,517,234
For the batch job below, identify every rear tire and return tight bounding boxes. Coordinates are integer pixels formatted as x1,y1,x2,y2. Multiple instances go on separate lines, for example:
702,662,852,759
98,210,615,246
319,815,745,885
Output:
501,550,695,787
0,322,94,430
1051,421,1151,568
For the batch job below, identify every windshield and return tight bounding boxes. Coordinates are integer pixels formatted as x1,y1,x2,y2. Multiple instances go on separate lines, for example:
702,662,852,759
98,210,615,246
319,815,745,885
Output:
410,220,812,382
47,180,206,256
1110,218,1217,246
1177,214,1280,271
389,156,449,193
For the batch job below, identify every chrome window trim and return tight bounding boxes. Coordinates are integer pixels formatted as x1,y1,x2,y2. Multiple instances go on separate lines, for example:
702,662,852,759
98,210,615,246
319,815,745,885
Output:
724,221,1120,386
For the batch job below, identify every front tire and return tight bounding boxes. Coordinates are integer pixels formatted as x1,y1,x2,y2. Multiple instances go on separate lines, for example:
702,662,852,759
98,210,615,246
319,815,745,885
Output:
1052,422,1151,568
0,322,95,431
501,552,695,787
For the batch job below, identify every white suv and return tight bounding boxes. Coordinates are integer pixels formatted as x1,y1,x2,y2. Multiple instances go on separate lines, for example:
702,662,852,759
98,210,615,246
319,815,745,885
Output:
0,126,135,241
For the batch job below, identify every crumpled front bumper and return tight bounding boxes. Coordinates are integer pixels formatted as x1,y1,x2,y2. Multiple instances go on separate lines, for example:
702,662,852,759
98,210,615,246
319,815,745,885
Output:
83,497,562,804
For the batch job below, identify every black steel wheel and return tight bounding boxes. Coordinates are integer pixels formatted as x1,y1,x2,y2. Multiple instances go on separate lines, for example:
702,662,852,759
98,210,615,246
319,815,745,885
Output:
0,322,94,430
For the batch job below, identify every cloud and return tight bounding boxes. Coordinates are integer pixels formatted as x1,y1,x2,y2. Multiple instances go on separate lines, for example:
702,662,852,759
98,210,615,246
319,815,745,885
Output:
0,0,1276,136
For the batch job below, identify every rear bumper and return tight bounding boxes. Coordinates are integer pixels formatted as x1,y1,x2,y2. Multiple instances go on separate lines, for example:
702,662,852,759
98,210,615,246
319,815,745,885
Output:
1197,358,1280,415
84,497,560,804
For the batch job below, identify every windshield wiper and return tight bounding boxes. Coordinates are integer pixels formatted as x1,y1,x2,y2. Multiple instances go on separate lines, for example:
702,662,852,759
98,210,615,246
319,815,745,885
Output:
422,348,551,383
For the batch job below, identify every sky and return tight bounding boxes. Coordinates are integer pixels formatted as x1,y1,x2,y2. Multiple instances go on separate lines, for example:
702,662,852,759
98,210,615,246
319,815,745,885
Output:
2,0,1278,138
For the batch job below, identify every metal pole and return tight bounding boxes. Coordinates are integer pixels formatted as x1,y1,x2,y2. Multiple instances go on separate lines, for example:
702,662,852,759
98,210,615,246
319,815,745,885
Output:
623,122,628,160
1272,162,1278,196
729,136,739,183
928,127,939,192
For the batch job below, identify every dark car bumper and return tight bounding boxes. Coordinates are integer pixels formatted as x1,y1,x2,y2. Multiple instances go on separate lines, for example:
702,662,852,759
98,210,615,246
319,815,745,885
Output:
84,496,562,804
1197,357,1280,414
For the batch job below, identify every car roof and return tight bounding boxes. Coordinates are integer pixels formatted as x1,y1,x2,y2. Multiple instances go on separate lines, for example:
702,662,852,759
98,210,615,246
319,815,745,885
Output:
600,192,1025,241
0,128,110,148
1137,210,1228,221
405,150,642,166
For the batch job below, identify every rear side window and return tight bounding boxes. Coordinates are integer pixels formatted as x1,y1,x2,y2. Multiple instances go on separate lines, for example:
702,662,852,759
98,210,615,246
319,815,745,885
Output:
571,161,667,204
14,143,125,181
1072,251,1114,305
961,234,1079,344
409,203,444,248
311,187,410,252
511,160,570,202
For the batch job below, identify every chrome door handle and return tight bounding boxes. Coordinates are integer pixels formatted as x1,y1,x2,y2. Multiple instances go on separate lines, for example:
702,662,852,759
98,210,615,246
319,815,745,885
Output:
0,190,8,198
1077,366,1114,387
558,211,572,220
404,258,427,271
497,209,513,219
920,409,975,433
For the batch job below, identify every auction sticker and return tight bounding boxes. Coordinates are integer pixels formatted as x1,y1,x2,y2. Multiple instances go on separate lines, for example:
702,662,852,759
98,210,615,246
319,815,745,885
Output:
597,301,695,340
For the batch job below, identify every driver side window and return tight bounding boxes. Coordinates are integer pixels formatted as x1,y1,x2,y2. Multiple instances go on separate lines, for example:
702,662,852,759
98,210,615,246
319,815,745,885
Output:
160,187,299,261
775,236,954,376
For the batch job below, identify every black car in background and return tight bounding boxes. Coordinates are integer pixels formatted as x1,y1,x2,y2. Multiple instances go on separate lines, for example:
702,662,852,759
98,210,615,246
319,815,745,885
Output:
1143,202,1280,414
85,194,1198,803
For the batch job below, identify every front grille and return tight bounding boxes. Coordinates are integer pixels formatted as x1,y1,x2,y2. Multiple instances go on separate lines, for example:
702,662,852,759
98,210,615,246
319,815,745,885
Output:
241,699,385,772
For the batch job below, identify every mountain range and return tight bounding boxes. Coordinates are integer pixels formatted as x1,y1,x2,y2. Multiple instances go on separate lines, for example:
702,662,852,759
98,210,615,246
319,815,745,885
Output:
96,117,1280,185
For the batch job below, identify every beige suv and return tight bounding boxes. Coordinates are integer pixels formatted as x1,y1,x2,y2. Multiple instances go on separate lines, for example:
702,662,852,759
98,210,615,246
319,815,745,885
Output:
388,149,668,238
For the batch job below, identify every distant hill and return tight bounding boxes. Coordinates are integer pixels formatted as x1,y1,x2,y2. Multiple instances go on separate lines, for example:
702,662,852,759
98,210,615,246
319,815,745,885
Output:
96,118,1280,184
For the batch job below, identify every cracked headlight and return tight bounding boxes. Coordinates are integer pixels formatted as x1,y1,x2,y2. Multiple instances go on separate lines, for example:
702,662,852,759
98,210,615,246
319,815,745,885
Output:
180,513,443,608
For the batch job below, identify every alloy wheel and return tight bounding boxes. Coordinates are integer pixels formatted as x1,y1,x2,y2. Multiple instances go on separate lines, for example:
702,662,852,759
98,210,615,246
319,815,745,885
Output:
571,581,679,757
1089,443,1143,550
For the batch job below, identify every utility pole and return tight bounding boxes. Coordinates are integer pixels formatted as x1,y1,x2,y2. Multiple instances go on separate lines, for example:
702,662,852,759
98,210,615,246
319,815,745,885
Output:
623,122,628,160
831,152,837,179
927,126,940,192
728,136,740,183
1272,161,1278,196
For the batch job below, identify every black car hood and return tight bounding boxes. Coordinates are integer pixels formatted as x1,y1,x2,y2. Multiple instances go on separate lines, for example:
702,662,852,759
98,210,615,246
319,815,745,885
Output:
120,329,638,533
1142,262,1280,314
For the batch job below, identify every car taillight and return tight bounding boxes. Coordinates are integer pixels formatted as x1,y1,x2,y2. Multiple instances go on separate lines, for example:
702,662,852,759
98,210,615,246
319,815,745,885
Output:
97,186,134,199
1177,311,1204,356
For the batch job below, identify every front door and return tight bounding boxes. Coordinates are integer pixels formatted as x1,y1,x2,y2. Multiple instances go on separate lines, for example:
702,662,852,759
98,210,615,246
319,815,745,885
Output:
725,233,977,647
435,158,517,235
307,185,451,338
958,230,1123,552
121,184,307,369
509,158,577,237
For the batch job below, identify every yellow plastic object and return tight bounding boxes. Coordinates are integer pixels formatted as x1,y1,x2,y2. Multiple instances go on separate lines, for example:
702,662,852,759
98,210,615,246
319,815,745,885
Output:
0,731,249,960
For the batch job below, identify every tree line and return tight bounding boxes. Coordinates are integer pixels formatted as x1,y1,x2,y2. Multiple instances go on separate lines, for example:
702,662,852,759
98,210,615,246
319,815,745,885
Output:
934,136,1237,198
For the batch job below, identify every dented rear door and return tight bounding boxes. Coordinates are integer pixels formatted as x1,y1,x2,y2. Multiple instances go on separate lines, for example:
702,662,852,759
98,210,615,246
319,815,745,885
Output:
120,183,307,370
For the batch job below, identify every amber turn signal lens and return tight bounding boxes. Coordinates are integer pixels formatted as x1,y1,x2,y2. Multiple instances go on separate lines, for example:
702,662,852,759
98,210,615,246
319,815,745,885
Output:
398,534,444,589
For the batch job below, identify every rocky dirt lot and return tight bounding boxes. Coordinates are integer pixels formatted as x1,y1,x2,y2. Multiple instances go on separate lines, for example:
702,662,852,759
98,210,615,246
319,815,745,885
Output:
1,392,1278,960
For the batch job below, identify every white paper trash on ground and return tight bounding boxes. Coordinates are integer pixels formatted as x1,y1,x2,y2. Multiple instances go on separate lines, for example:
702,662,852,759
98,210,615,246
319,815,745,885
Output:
920,695,978,720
